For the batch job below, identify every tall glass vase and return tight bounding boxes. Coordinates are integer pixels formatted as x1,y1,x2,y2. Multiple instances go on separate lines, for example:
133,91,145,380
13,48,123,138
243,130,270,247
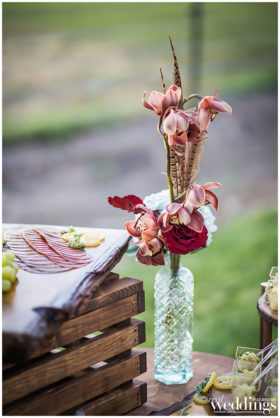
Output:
154,252,194,385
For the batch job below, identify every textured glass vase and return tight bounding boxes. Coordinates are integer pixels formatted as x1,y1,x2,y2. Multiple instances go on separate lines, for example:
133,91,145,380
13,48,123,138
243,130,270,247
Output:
154,253,194,385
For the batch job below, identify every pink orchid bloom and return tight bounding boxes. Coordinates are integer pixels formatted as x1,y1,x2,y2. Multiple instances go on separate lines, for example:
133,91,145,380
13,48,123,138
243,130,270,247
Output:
126,213,165,266
125,213,159,242
136,236,165,266
163,109,190,152
158,201,204,234
142,85,181,116
185,110,208,143
186,182,222,211
197,95,232,130
163,109,189,135
158,182,221,234
163,109,207,154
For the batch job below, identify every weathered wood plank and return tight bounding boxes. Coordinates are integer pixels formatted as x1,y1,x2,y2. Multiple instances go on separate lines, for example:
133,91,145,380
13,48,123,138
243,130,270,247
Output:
58,293,142,344
3,276,144,366
3,352,147,416
70,379,147,416
79,276,143,315
13,290,144,362
101,271,120,284
3,319,145,405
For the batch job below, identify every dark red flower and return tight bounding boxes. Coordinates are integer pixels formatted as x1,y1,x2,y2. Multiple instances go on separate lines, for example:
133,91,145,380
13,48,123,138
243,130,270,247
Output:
163,224,208,255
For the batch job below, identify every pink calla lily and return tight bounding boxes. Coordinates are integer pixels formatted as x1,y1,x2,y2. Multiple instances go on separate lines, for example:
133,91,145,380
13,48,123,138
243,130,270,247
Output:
197,95,232,130
142,85,181,116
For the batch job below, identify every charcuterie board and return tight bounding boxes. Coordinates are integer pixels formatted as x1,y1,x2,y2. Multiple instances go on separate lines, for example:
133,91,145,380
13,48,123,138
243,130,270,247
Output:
3,223,130,364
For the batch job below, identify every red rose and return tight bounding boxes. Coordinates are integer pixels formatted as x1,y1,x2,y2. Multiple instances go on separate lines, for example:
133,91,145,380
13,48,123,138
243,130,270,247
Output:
163,224,208,255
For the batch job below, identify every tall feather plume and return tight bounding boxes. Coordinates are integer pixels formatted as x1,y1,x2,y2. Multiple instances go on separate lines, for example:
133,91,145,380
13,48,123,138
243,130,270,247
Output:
160,68,166,94
167,36,206,199
169,36,183,107
185,141,205,189
168,36,186,201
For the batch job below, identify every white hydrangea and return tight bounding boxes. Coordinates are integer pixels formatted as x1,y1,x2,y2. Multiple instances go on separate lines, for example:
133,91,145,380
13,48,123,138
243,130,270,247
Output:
197,205,217,246
143,189,170,212
144,189,217,247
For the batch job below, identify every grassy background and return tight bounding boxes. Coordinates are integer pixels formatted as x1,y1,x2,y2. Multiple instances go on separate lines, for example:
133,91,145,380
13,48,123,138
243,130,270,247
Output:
115,209,277,357
3,2,277,144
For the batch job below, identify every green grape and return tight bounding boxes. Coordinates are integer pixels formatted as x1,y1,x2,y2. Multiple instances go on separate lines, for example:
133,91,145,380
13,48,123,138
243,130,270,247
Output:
2,253,7,267
2,279,11,292
5,250,15,262
2,266,16,283
13,262,19,273
6,260,19,273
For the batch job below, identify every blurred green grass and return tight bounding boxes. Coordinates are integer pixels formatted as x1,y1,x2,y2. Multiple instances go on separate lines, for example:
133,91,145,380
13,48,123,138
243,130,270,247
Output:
3,2,277,144
114,209,277,357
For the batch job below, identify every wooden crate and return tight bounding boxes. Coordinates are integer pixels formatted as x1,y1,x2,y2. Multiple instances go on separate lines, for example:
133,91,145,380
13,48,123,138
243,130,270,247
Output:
3,273,147,415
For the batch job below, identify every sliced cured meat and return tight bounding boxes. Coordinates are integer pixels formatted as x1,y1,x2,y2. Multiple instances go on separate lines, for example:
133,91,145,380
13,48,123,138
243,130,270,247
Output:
6,226,93,274
6,232,70,274
22,229,81,268
34,228,93,264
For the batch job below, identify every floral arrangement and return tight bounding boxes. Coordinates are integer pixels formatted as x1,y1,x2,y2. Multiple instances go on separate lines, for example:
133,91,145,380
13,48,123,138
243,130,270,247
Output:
108,38,231,268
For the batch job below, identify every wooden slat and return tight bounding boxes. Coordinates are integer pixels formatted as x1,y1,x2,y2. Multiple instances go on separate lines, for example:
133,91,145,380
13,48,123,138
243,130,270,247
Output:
58,293,142,345
3,277,144,366
80,276,143,314
71,379,147,416
3,352,147,416
3,319,145,405
20,290,144,361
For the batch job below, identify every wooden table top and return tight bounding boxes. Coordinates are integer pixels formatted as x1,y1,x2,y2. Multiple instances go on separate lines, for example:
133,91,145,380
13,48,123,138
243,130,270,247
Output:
3,223,130,364
127,348,234,416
